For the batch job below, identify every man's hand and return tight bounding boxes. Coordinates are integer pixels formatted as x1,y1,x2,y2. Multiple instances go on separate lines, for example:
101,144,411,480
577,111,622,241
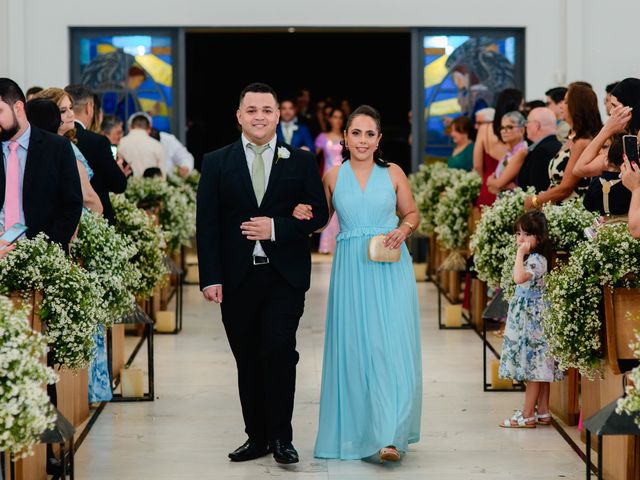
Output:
203,285,223,303
241,217,272,241
0,239,16,259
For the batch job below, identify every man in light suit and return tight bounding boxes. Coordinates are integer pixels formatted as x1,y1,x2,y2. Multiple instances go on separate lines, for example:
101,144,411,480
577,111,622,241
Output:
197,83,328,464
276,98,314,151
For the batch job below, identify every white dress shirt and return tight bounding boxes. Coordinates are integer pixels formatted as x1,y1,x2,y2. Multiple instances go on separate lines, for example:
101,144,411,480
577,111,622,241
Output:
118,129,166,177
160,131,194,174
203,135,277,291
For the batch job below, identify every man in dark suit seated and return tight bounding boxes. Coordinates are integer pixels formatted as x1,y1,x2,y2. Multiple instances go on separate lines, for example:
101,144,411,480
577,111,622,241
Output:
276,98,314,151
65,84,128,224
0,78,82,249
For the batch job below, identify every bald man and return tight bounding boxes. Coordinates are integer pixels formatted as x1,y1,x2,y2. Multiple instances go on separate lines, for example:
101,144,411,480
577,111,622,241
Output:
517,107,562,193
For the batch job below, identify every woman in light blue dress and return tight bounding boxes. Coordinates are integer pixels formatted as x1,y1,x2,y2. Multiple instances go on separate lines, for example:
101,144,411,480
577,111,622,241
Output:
294,105,422,463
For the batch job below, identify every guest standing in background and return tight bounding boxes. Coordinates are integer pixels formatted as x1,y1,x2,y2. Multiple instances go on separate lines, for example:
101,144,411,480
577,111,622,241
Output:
276,98,314,151
473,88,523,208
315,107,345,254
118,112,166,178
65,84,128,224
487,111,527,193
525,83,602,209
101,114,124,147
447,116,474,171
545,87,570,143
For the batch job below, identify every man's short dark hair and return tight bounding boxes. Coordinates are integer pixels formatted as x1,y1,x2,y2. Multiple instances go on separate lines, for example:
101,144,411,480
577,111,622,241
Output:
100,114,122,133
64,84,94,108
545,87,567,104
26,86,43,98
0,78,26,106
606,81,620,94
130,114,151,130
239,83,278,107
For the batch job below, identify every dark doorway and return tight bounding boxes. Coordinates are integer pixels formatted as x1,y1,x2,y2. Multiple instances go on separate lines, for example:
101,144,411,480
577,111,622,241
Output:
186,30,412,171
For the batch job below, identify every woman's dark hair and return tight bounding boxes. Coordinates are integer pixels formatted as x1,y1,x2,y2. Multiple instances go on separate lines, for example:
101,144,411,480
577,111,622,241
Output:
566,83,603,140
325,107,345,132
611,77,640,135
545,87,567,104
341,105,388,168
492,88,524,139
607,134,624,167
25,98,61,134
451,116,474,139
514,210,552,264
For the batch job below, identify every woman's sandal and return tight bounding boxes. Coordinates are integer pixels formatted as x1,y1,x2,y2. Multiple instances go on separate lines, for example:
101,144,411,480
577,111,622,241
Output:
499,410,536,428
379,446,401,463
536,412,552,426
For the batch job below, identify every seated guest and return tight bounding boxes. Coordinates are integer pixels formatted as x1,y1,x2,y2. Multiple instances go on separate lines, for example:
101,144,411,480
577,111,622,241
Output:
25,86,43,101
545,87,570,142
447,116,474,171
604,81,620,116
583,135,632,216
65,84,127,224
158,129,194,177
474,107,494,128
488,108,560,194
621,155,640,238
26,97,102,214
118,112,166,178
276,98,314,151
523,100,545,118
0,78,82,249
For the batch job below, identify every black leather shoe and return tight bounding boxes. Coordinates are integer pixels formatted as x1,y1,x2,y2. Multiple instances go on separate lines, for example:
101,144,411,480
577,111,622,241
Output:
271,440,299,464
228,440,270,462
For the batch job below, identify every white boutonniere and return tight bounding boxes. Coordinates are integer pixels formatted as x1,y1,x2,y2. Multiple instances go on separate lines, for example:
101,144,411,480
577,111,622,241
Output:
276,146,290,163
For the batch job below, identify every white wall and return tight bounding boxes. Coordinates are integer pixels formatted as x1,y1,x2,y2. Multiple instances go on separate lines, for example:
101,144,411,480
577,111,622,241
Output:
1,0,638,104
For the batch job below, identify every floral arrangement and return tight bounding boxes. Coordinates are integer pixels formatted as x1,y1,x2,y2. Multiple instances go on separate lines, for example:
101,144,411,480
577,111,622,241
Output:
125,177,196,252
111,193,168,298
71,211,140,325
409,162,454,235
543,224,640,377
0,234,104,369
433,170,481,269
0,295,57,458
470,188,533,287
543,200,598,252
616,329,640,426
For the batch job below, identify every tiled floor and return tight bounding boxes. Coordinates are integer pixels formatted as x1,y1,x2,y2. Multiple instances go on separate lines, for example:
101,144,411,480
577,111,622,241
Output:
75,262,586,479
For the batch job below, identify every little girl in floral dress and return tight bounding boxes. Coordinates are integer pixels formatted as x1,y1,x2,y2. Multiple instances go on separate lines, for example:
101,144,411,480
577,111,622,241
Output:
499,211,562,428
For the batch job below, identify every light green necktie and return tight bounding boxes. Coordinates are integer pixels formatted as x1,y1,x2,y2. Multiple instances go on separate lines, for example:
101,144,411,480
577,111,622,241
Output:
248,143,269,205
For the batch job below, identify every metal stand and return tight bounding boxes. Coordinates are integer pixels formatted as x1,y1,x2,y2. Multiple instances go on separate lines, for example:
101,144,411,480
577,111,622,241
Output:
108,305,155,402
481,291,524,392
42,409,75,480
155,254,184,334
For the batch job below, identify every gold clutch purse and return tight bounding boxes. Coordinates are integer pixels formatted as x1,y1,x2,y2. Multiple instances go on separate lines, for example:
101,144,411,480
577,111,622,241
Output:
368,234,401,263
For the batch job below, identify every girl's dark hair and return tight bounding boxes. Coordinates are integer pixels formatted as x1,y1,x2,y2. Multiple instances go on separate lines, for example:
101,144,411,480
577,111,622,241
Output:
25,98,62,134
611,77,640,135
607,134,624,167
566,83,603,140
492,88,524,139
341,104,388,168
325,107,345,132
514,210,552,265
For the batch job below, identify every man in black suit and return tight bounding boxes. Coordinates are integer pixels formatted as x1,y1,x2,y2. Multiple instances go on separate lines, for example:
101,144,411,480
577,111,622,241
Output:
517,107,562,193
197,83,328,464
65,84,128,224
0,78,82,249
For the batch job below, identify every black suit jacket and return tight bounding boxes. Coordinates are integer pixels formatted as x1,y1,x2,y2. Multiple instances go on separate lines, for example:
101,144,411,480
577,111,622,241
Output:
517,135,562,193
74,122,127,223
0,126,83,248
196,139,329,293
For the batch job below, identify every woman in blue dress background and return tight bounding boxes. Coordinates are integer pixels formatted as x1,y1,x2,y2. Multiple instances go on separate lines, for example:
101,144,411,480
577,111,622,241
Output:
294,105,422,463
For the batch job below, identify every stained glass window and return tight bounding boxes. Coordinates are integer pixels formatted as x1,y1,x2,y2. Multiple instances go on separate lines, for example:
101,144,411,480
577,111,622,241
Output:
422,32,523,158
76,33,174,132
